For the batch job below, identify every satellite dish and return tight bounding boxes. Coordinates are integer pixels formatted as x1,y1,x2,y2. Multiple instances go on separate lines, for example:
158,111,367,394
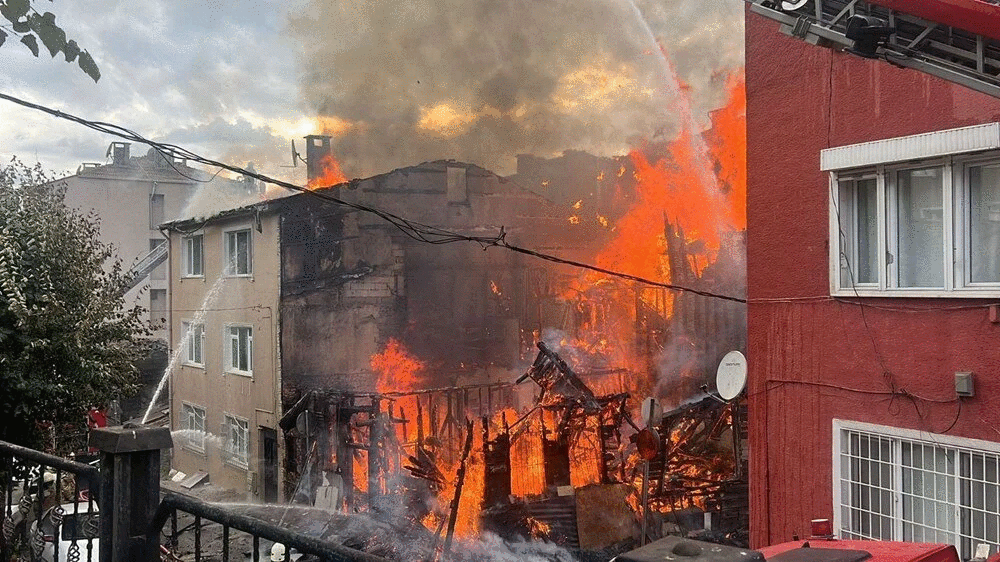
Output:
781,0,810,10
636,427,661,461
716,350,748,401
282,140,300,169
640,397,663,427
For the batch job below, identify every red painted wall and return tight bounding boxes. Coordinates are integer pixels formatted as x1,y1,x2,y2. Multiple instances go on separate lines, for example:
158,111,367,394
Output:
746,8,1000,548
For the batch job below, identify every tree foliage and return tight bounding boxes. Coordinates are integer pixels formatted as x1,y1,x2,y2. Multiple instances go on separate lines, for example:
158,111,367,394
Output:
0,158,147,449
0,0,100,82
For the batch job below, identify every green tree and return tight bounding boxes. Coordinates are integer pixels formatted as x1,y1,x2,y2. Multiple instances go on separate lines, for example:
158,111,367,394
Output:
0,158,146,449
1,0,100,81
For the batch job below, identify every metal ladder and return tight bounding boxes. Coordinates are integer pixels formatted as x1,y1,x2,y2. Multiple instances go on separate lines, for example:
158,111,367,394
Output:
123,240,168,293
749,0,1000,99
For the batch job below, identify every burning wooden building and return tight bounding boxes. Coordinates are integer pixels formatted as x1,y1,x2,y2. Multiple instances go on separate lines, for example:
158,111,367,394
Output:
163,107,748,551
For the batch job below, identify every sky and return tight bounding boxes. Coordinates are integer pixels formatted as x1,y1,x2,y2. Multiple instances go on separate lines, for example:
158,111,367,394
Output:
0,0,744,183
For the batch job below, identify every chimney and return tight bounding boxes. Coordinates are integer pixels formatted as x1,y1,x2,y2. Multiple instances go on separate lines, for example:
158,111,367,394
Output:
305,135,332,182
107,142,131,166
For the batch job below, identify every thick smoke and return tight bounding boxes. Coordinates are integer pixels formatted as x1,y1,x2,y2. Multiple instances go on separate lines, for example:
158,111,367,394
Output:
289,0,743,177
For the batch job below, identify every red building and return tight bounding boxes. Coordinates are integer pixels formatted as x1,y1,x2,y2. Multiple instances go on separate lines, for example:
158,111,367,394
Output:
746,1,1000,557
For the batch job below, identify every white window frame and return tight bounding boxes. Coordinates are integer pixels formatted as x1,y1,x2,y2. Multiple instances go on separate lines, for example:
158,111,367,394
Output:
181,321,205,368
181,403,206,453
223,414,250,469
224,228,253,277
833,419,1000,559
182,233,204,278
224,324,253,376
830,153,1000,297
957,155,1000,290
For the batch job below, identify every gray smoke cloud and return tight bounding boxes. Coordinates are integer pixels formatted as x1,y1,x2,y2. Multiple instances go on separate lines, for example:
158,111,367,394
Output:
289,0,743,177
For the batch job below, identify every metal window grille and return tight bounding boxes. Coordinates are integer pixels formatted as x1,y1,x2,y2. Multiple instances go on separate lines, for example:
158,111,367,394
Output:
225,415,249,468
839,428,1000,559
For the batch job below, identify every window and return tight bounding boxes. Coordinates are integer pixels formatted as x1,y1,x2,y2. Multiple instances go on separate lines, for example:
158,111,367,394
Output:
827,123,1000,296
182,321,205,366
224,414,249,469
181,404,206,452
149,193,164,229
226,325,252,375
967,164,1000,284
149,289,167,327
183,234,203,277
225,229,252,276
835,420,1000,559
150,239,166,280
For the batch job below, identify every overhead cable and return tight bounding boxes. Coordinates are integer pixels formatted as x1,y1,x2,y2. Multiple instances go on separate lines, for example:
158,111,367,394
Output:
0,90,746,304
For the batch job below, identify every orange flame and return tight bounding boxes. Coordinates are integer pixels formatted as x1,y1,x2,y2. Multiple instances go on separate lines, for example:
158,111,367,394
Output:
579,70,746,290
307,152,347,189
370,338,425,394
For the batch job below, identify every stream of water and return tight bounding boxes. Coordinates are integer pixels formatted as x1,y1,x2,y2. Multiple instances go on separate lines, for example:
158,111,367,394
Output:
141,273,228,423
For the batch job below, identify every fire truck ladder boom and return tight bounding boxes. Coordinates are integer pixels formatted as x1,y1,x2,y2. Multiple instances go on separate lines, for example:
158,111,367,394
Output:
123,239,168,294
749,0,1000,99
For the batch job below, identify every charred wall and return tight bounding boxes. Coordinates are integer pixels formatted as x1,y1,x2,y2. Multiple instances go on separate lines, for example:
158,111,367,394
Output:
278,161,585,409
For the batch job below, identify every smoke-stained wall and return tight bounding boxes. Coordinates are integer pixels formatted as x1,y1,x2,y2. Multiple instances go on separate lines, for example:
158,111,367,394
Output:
278,161,582,400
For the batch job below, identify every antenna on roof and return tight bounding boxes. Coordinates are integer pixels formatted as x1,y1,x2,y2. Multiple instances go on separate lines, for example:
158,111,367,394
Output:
283,139,301,168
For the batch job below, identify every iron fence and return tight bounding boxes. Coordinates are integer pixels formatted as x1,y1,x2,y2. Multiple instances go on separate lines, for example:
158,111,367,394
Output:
151,493,387,562
2,437,387,562
0,440,100,562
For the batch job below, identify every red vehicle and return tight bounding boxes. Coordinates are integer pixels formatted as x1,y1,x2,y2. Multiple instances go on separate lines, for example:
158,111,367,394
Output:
615,533,966,562
759,539,960,562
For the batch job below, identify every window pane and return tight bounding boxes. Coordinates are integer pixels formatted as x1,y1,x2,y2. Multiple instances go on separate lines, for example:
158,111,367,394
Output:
226,230,252,275
194,325,203,363
844,431,895,540
970,165,1000,283
897,168,944,288
237,231,250,274
238,328,249,371
839,179,879,287
192,235,203,275
230,330,239,370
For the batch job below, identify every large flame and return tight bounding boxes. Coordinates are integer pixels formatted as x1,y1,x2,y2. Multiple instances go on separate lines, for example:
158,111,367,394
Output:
370,338,425,394
341,67,747,545
307,152,348,189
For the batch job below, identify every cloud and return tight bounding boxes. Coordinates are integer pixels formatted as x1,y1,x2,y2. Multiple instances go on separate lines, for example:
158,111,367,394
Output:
0,0,309,182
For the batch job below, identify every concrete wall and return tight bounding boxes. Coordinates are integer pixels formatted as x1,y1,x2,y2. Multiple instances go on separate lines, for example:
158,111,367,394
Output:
169,210,283,498
746,9,1000,548
62,169,196,341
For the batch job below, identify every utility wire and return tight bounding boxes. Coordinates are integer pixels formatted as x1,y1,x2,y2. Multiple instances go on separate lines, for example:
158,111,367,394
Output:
0,90,747,304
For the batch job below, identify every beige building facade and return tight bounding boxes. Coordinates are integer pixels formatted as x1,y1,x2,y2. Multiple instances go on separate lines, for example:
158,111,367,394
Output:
166,206,283,500
60,143,201,341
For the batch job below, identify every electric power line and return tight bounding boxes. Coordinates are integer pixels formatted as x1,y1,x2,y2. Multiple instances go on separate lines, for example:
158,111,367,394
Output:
0,90,747,304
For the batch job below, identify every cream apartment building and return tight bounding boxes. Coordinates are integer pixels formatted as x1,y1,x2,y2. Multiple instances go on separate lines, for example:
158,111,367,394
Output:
164,202,283,500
